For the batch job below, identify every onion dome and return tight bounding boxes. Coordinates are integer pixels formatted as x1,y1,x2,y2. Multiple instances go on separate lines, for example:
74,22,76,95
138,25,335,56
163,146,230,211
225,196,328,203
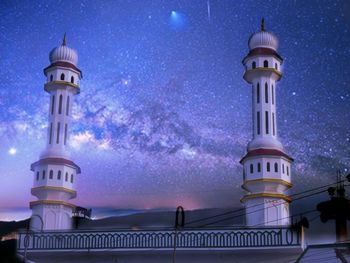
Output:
248,18,278,51
49,33,78,66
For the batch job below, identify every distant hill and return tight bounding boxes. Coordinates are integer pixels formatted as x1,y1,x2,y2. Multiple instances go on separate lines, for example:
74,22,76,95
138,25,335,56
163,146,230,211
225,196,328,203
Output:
77,208,244,230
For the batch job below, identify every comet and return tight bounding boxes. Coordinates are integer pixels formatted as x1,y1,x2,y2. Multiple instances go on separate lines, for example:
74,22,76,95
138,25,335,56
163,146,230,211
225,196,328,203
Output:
207,0,211,23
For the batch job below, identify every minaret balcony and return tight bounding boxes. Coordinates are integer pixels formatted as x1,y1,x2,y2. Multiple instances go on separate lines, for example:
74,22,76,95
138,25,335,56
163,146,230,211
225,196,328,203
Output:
243,67,282,84
241,192,291,203
242,178,292,193
31,186,77,200
44,81,80,94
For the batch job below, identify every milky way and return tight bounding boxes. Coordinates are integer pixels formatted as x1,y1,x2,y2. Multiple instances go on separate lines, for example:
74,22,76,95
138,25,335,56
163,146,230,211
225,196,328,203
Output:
0,0,349,213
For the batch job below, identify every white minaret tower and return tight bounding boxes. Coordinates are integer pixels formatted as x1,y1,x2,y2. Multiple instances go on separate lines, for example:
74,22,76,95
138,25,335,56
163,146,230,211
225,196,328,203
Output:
241,19,293,226
30,34,82,230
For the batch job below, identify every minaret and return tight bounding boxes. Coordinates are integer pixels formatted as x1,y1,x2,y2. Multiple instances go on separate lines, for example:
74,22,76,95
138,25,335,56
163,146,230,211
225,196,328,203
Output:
241,19,293,226
30,34,82,230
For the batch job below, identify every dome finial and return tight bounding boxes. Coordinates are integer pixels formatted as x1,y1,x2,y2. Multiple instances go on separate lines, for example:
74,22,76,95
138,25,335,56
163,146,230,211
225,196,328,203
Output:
62,32,67,46
261,17,265,31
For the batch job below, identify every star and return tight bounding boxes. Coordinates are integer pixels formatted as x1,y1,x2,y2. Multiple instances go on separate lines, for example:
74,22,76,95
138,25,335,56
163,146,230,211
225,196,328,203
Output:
8,148,17,155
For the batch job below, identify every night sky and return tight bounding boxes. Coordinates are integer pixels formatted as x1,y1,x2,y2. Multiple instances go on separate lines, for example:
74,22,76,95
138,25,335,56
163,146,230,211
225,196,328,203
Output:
1,0,350,220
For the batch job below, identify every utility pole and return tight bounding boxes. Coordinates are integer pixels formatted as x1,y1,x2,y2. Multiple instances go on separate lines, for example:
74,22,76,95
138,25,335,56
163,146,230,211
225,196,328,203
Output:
317,171,350,242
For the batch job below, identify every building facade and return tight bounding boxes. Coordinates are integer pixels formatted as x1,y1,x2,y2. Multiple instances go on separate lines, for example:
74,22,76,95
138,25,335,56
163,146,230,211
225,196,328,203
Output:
29,34,82,231
240,19,294,226
20,21,303,262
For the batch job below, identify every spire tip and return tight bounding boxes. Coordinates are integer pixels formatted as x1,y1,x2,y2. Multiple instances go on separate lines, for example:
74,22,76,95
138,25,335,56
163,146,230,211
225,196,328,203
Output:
62,33,67,46
261,18,265,31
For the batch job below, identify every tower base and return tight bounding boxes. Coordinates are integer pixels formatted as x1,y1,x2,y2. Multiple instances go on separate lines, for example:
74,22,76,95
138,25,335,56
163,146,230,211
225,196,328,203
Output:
30,202,74,231
243,197,290,226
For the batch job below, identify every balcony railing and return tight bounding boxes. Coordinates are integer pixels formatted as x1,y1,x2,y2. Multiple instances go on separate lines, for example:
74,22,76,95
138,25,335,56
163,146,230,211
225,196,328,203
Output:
17,227,302,251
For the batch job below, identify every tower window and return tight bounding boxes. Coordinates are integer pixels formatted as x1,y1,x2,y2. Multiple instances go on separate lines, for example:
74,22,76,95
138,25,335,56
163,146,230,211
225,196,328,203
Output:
51,95,55,115
60,73,65,80
50,75,53,82
252,61,256,69
257,83,260,103
70,174,74,183
71,76,74,84
65,172,68,182
266,162,270,172
257,111,260,135
272,113,275,136
56,122,60,144
42,170,46,180
282,164,285,174
287,166,289,176
243,168,246,181
264,60,268,68
250,164,254,174
58,171,61,180
58,95,63,114
64,124,68,145
257,163,261,172
265,111,269,134
272,85,274,105
49,170,53,179
265,83,268,103
49,123,53,144
274,163,278,172
66,96,70,116
275,63,278,70
36,172,39,181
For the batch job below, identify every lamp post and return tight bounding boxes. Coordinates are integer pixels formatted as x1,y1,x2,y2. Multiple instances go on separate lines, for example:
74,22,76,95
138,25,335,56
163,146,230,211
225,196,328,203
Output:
24,215,43,262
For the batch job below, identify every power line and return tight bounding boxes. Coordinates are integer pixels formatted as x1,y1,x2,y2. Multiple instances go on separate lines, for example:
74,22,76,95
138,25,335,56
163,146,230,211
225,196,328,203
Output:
197,188,331,228
251,209,317,227
185,179,347,227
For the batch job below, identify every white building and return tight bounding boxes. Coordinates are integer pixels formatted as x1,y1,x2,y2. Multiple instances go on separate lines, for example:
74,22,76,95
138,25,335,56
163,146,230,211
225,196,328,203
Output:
29,34,82,231
18,21,303,262
240,19,294,227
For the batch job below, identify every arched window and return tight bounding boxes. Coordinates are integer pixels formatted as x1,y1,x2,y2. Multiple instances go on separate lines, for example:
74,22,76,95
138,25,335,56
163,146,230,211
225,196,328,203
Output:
49,170,53,179
275,63,278,70
272,113,275,136
252,61,256,69
274,163,278,172
265,111,269,134
257,83,260,103
257,162,261,172
65,172,68,181
60,73,65,80
70,174,74,183
272,85,274,105
64,124,68,145
36,172,39,180
282,164,285,174
287,166,289,176
58,170,61,180
264,60,268,68
250,164,254,174
66,96,70,116
49,123,53,144
243,168,246,181
267,162,270,172
50,75,53,82
56,122,60,144
42,170,46,179
265,83,268,103
71,76,74,83
58,94,63,114
51,95,55,115
257,111,260,135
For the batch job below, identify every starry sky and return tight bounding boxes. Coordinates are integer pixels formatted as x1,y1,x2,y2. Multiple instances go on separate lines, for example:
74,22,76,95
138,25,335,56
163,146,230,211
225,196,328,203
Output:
0,0,350,220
